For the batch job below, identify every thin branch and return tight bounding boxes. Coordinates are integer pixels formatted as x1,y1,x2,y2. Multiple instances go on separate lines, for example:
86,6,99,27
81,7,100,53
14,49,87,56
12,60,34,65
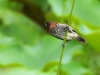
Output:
68,0,75,25
56,0,76,75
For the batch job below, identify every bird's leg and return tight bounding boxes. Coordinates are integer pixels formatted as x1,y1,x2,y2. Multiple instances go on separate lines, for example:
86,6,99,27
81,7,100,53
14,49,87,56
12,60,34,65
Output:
62,40,70,47
62,43,65,47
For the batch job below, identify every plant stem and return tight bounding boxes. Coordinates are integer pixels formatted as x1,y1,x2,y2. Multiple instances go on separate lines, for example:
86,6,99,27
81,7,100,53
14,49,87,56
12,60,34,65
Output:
56,46,65,75
68,0,76,25
56,0,75,75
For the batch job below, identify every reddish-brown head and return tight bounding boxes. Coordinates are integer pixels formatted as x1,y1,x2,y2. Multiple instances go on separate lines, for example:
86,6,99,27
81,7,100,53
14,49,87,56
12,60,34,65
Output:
44,21,58,29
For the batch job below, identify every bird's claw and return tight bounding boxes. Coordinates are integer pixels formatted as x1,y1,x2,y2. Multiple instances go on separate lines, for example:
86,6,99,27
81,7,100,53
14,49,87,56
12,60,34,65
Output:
62,43,65,47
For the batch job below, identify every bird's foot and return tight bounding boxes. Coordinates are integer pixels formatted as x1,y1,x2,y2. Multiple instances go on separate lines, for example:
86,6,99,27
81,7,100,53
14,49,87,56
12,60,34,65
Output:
62,43,65,47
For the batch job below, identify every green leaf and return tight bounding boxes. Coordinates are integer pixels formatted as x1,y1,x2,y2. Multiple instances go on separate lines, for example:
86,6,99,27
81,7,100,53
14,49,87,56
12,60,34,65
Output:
62,61,92,75
47,0,67,17
0,66,55,75
0,33,84,71
85,32,100,52
0,9,45,45
73,0,100,26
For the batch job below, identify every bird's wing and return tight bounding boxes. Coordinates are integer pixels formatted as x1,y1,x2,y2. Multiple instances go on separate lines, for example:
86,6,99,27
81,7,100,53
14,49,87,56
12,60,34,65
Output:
57,23,69,31
68,26,76,33
57,23,76,33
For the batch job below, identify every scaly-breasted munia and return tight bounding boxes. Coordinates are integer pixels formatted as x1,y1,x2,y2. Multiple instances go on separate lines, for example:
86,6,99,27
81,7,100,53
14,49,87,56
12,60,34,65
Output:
44,21,86,43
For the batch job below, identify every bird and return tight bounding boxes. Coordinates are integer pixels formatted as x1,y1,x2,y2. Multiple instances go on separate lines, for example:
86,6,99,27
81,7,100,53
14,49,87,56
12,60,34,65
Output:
44,21,87,43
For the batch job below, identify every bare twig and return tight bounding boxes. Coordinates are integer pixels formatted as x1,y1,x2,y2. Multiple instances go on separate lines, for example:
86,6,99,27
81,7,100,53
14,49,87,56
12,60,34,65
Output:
56,0,76,75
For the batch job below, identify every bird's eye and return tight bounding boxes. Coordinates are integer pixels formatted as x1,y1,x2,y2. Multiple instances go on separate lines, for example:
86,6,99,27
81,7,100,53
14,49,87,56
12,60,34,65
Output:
44,23,47,26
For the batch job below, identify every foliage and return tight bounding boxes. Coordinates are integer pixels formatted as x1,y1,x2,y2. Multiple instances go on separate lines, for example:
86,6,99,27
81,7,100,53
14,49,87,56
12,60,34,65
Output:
0,0,100,75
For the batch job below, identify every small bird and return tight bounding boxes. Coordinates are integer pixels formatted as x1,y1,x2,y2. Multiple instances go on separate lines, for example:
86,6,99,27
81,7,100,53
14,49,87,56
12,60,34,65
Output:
44,21,87,43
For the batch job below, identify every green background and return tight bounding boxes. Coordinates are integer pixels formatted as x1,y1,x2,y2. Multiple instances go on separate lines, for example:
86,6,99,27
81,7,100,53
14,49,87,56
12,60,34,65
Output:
0,0,100,75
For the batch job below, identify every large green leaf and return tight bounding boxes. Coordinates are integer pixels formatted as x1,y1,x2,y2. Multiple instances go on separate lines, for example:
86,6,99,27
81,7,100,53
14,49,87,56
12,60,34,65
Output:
0,9,45,45
76,23,100,52
47,0,67,17
62,61,92,75
85,32,100,52
73,0,100,26
0,66,55,75
47,0,100,26
0,33,84,70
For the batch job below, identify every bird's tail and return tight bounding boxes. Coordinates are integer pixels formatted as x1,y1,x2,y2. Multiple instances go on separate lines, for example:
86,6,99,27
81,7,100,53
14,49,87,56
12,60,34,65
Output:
76,36,87,44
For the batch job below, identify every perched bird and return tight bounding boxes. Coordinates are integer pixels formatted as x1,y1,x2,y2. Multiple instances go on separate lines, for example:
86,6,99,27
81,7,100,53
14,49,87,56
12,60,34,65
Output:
44,21,86,43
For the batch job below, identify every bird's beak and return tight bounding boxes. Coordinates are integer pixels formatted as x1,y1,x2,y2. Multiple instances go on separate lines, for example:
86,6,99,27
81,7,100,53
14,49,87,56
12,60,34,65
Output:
44,23,47,26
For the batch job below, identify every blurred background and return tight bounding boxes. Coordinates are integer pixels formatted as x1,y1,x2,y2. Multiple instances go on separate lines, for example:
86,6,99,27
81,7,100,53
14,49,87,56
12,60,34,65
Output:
0,0,100,75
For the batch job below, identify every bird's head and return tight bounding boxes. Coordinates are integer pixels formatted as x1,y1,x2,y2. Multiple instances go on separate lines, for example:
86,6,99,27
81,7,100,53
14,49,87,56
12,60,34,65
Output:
44,21,58,29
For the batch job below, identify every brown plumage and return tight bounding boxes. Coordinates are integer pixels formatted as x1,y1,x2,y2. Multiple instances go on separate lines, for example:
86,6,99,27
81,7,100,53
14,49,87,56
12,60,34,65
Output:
44,21,87,43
